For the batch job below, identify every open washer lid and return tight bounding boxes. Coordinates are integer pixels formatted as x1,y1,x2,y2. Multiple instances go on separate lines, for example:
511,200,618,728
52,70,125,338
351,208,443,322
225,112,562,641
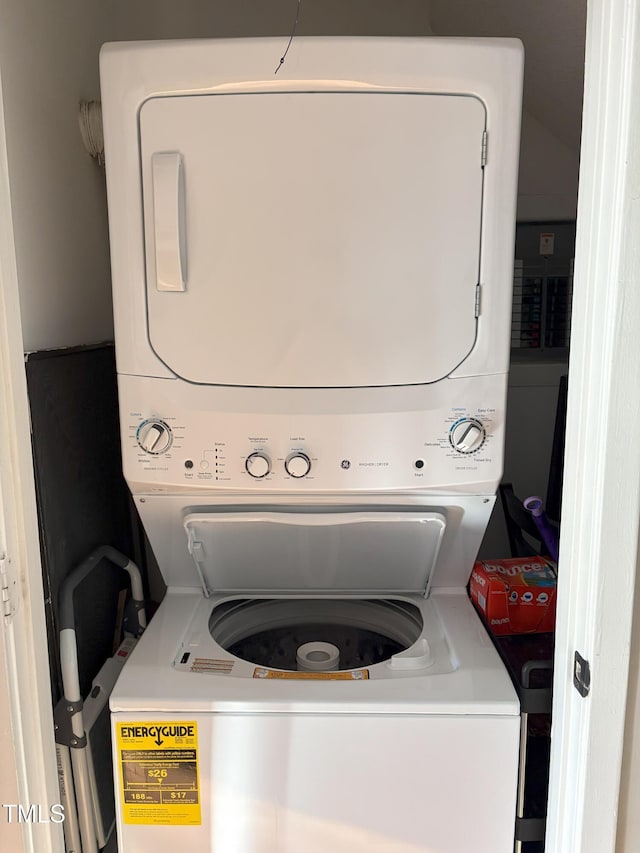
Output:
183,508,446,597
140,91,486,387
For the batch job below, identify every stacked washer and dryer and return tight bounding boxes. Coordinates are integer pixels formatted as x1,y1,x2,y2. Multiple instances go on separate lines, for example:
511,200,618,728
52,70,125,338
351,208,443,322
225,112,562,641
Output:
100,36,524,853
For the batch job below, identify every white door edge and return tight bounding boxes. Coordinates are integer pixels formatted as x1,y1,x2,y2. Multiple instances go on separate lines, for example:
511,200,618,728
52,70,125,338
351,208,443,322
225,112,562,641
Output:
0,65,64,853
546,2,640,852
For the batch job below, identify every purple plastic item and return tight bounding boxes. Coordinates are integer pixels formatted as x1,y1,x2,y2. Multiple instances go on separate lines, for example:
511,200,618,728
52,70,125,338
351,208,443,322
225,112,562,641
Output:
523,496,560,563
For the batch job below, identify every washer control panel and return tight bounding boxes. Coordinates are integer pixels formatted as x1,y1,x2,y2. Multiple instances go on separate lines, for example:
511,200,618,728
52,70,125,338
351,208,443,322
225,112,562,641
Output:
119,375,506,493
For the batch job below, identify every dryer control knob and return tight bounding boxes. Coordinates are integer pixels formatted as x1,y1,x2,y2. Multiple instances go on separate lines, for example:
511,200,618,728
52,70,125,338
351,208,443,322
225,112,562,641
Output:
246,452,271,479
450,419,486,454
137,419,173,455
285,452,311,478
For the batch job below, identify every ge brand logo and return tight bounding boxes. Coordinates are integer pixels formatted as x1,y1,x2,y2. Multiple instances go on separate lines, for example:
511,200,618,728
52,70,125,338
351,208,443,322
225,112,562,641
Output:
340,460,351,469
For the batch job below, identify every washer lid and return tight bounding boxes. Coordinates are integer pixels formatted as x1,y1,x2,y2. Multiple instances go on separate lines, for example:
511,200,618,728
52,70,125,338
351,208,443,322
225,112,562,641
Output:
183,508,447,597
140,91,485,387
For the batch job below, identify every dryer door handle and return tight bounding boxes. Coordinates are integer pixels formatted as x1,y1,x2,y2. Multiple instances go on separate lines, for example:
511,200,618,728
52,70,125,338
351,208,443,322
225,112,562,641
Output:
151,151,187,292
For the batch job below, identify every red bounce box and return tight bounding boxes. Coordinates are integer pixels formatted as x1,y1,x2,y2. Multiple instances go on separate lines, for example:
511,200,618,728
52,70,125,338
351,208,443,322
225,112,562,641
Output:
469,556,557,636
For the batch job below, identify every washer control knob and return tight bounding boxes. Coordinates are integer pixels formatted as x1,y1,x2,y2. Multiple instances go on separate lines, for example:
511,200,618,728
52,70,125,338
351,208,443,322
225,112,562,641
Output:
246,452,271,479
285,452,311,478
450,418,486,454
137,419,173,455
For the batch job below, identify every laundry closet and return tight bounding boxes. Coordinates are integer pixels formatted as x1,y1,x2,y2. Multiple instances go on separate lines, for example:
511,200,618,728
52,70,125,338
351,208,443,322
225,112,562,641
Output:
0,3,592,853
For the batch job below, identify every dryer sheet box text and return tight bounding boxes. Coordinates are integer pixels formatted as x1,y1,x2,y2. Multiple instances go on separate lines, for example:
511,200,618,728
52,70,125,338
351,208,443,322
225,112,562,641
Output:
469,556,557,636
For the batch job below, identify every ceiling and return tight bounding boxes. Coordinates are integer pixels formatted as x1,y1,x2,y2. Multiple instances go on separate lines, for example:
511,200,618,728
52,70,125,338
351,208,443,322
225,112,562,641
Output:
429,0,587,152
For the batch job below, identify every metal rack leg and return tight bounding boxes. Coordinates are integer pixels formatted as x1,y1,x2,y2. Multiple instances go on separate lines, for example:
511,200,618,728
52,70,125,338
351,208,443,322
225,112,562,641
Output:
515,711,529,853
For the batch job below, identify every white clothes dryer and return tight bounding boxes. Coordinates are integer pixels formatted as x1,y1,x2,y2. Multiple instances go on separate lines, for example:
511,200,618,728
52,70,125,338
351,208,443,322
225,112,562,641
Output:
100,36,524,853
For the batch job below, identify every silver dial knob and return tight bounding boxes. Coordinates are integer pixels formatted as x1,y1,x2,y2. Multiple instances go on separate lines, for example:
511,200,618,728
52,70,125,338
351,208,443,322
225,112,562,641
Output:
285,452,311,478
137,419,173,455
450,418,486,454
246,452,271,479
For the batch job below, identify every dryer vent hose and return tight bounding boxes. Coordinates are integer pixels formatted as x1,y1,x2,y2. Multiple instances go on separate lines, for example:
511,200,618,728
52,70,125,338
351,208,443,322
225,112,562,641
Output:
78,100,104,165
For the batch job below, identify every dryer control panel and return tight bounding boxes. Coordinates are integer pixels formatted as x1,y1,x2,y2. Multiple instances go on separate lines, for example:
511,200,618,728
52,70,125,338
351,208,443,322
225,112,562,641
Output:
118,374,506,495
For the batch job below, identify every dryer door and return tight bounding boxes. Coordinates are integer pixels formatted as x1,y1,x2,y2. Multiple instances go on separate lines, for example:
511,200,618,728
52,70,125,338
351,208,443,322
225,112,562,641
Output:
139,91,486,387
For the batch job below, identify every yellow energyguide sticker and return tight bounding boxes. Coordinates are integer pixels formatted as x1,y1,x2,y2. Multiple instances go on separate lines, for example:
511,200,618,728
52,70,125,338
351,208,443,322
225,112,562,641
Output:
116,721,201,825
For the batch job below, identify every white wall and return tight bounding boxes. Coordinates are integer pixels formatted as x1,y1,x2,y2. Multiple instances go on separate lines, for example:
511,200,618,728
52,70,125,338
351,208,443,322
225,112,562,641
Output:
0,0,113,352
429,0,585,222
110,0,433,40
517,111,580,221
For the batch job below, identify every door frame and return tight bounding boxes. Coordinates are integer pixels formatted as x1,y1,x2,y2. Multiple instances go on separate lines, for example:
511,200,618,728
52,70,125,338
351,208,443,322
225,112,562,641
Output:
545,1,640,851
0,63,64,853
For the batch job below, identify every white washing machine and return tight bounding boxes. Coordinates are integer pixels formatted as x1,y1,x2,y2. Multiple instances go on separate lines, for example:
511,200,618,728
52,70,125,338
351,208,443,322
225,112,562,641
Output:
100,36,524,853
